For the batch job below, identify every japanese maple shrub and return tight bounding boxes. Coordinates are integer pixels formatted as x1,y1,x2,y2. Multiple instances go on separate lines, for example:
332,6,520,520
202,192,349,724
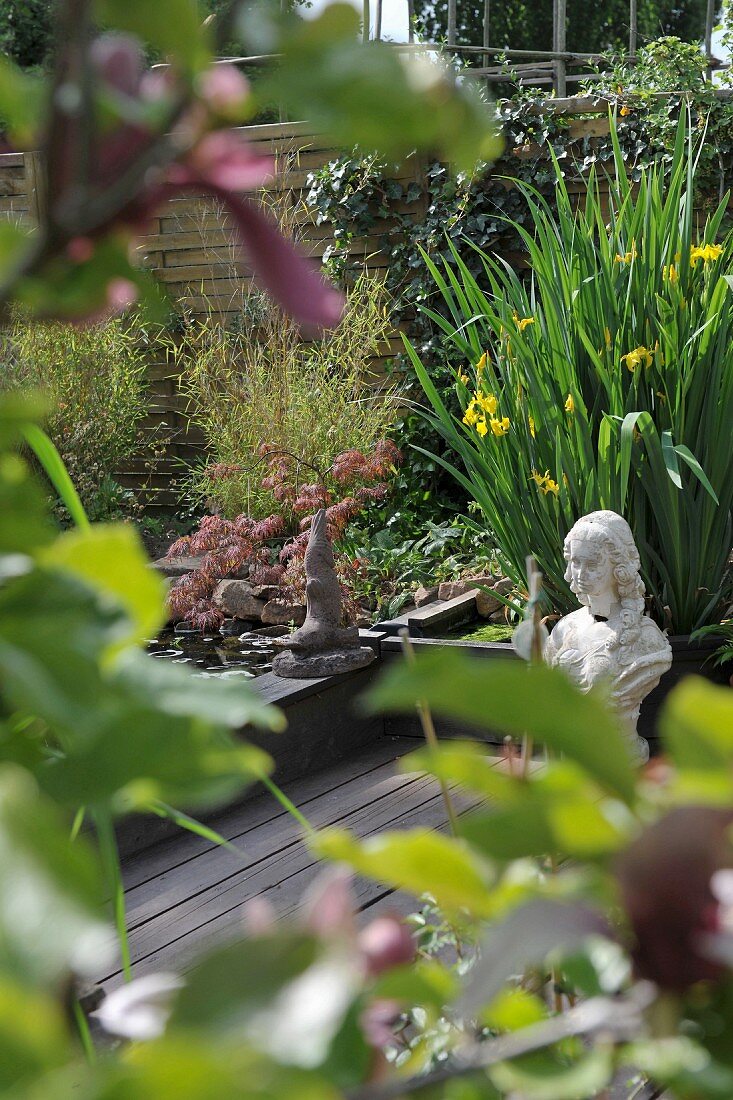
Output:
167,439,402,630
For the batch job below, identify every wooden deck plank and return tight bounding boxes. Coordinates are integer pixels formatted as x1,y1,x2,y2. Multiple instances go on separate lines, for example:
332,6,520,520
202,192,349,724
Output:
99,739,499,991
121,734,418,891
122,762,428,926
102,786,482,988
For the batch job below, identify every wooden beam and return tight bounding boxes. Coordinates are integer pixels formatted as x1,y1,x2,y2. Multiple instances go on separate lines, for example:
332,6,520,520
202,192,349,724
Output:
447,0,457,46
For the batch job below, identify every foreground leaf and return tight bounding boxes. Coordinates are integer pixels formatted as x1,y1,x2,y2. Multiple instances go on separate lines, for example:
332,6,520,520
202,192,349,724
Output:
0,766,113,989
254,4,502,173
41,524,166,652
313,827,494,917
367,649,636,802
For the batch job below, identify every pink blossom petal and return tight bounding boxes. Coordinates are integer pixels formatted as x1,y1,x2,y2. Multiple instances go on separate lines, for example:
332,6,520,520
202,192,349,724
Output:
197,64,251,115
106,277,139,310
66,237,95,263
302,867,356,938
91,34,145,97
219,192,345,331
358,917,416,977
183,131,275,191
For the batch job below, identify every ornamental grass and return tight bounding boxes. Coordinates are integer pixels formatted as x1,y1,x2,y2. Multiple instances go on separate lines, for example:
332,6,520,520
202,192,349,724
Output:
406,115,733,633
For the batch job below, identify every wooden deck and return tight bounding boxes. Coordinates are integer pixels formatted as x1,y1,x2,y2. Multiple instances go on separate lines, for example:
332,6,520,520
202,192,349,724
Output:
99,734,491,992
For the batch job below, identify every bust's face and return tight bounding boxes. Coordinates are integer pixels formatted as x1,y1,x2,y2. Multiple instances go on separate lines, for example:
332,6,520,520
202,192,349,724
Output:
566,536,615,604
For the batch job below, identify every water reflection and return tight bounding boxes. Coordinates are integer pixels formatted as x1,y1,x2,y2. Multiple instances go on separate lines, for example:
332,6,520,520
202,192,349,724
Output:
146,625,279,678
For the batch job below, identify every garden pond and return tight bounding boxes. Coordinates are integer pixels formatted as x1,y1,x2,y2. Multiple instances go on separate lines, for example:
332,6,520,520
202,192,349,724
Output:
146,625,278,677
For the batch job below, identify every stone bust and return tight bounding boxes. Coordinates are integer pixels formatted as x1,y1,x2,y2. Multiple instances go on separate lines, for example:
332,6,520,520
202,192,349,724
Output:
544,510,672,760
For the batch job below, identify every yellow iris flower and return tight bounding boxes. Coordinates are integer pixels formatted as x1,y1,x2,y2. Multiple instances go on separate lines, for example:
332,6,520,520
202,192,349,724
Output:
475,392,498,415
490,417,510,437
512,311,535,332
690,243,723,267
462,403,480,427
621,345,654,372
475,352,488,375
564,393,575,414
528,415,536,438
476,418,488,437
531,469,560,496
614,242,638,264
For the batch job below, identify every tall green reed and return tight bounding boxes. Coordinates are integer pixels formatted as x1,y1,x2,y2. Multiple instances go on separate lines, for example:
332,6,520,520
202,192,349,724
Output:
406,114,733,633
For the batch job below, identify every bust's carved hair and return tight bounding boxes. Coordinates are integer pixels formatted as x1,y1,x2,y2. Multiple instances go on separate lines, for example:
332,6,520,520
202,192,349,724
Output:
563,510,646,665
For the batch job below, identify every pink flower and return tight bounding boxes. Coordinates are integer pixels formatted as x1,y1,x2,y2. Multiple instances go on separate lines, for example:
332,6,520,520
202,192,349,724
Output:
358,916,416,977
45,33,345,330
615,806,733,990
196,64,251,116
178,130,274,191
106,277,138,311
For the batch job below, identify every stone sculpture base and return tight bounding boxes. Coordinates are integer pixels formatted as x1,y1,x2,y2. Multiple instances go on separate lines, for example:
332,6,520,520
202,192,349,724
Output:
272,647,376,679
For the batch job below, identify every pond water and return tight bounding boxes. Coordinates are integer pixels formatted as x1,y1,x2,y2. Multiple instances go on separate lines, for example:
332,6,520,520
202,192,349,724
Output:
146,625,278,679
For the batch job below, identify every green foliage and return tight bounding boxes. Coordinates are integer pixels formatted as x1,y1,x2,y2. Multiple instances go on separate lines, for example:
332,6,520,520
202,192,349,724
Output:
0,0,55,69
305,41,733,535
0,314,153,521
415,0,709,56
404,116,733,633
339,517,500,619
177,268,399,520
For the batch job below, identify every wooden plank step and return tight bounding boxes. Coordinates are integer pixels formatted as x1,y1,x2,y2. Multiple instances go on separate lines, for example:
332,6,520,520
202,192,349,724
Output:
98,739,498,988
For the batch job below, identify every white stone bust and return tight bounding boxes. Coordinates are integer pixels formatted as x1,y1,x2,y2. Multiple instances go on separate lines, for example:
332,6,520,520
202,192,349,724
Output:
543,510,672,760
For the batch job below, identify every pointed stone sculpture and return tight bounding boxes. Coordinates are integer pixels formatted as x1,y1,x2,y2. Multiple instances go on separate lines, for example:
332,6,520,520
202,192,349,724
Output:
272,509,376,678
542,510,672,762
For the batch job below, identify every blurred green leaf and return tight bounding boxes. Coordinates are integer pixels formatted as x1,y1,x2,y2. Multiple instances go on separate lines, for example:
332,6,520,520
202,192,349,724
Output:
170,934,320,1035
0,565,280,811
93,0,211,71
0,454,53,554
313,827,494,917
459,899,608,1016
367,649,636,802
0,979,71,1091
113,649,286,733
255,4,502,173
0,220,36,278
660,677,733,771
41,524,166,653
489,1046,613,1100
0,57,44,147
373,958,458,1009
20,425,89,532
0,567,125,734
0,765,113,989
627,1036,733,1098
17,238,170,325
482,987,548,1032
